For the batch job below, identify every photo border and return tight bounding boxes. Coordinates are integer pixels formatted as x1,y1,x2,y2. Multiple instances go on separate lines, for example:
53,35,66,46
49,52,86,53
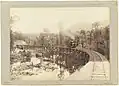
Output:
1,1,118,85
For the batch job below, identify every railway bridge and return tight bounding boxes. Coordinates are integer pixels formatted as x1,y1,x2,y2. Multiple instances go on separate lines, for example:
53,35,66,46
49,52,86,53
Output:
66,47,110,80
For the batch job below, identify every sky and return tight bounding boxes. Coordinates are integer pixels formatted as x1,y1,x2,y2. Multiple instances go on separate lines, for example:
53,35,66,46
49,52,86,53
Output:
10,7,110,34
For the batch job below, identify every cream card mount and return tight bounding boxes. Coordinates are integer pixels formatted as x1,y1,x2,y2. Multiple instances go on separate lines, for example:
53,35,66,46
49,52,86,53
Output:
1,1,118,85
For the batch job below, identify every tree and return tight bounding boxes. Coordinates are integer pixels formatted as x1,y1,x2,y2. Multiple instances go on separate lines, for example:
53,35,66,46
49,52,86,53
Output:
92,22,100,29
104,25,109,40
80,30,86,48
10,29,14,51
10,17,14,51
13,32,25,41
75,35,80,45
86,30,91,45
92,22,101,51
39,34,45,46
10,15,20,51
64,36,73,48
103,25,109,61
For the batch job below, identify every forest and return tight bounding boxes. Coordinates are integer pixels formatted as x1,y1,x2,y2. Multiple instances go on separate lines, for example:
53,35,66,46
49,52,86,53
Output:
10,22,109,61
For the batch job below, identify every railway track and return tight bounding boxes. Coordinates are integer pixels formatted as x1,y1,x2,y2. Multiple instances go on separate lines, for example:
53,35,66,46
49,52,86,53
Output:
90,50,108,80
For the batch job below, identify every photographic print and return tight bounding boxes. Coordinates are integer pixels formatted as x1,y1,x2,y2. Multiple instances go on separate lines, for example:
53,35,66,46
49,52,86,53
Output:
10,7,110,81
1,1,118,85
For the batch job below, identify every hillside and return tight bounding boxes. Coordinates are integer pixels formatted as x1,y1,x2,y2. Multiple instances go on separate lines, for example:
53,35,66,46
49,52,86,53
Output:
21,20,109,39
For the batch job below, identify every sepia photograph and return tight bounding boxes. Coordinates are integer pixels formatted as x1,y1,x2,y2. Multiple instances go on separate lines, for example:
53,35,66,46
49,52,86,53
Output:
9,7,110,81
